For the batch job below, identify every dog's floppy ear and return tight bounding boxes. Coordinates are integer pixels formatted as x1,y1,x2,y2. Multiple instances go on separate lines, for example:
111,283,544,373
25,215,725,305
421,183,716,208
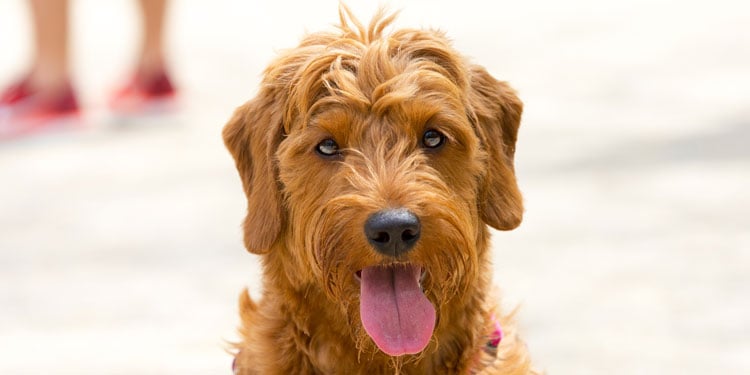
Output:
468,66,524,230
222,89,285,254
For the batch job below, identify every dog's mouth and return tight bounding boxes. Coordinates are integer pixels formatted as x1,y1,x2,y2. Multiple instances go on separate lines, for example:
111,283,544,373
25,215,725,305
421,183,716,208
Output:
356,263,436,356
355,268,426,290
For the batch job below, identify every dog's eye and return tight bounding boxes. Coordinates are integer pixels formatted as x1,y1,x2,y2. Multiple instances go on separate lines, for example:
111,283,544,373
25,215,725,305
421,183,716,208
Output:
316,138,340,157
422,130,445,149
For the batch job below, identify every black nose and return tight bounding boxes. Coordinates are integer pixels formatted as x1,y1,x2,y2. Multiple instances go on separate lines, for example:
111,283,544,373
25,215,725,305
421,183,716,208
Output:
364,209,421,257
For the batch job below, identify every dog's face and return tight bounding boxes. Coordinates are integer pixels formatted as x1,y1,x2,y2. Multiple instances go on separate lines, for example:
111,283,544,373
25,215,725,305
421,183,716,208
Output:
224,11,523,359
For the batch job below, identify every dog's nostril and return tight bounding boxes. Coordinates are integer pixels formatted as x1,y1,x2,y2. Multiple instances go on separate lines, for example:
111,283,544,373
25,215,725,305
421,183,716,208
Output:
364,209,421,257
373,232,390,243
402,230,416,242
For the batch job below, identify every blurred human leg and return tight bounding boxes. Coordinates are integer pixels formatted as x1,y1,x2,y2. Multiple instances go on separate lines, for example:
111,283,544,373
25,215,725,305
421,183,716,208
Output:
27,0,72,93
109,0,176,114
0,0,79,139
138,0,168,75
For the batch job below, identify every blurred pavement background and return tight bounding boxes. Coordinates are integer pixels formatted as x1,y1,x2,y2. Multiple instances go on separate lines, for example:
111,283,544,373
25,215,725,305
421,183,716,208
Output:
1,0,748,373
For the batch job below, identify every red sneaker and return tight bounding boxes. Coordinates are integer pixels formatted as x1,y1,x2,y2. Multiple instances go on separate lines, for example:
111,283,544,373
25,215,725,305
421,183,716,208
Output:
109,69,177,116
0,78,81,140
0,78,34,106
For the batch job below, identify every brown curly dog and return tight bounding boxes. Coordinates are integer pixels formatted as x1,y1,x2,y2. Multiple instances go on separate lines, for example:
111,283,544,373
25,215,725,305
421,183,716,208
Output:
223,6,537,375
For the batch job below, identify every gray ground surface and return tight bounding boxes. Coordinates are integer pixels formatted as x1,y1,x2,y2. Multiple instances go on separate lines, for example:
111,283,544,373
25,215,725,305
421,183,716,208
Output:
1,0,748,373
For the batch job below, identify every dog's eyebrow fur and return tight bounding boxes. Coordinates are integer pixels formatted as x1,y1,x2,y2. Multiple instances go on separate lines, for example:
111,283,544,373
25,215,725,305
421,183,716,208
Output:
261,5,469,133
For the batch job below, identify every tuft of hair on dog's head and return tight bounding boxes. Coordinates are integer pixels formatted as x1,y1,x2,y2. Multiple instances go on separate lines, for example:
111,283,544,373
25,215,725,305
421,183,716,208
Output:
336,3,400,45
223,4,523,255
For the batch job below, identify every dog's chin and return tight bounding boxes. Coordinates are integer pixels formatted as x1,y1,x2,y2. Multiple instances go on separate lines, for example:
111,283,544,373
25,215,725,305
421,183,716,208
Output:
355,263,436,357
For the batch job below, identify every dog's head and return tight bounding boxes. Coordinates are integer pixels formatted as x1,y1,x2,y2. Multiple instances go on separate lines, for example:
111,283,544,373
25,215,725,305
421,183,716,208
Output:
223,7,522,358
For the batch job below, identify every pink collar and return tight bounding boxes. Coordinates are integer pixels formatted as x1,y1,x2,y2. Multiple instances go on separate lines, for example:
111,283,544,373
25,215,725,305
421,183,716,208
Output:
487,313,504,348
469,313,504,374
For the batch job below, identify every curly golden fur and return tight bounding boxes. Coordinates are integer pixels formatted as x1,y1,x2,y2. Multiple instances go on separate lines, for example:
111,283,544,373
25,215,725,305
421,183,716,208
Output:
223,6,536,374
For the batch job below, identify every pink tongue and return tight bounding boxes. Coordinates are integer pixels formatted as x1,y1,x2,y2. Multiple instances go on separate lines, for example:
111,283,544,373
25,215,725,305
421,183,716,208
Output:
359,264,436,356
